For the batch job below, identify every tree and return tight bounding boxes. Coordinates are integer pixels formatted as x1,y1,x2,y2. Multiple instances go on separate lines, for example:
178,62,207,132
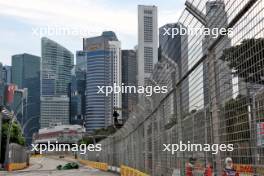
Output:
78,126,117,145
220,38,264,84
1,120,25,163
223,95,252,164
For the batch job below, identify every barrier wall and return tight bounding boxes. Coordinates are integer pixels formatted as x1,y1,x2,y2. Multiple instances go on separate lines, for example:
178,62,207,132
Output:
6,143,29,171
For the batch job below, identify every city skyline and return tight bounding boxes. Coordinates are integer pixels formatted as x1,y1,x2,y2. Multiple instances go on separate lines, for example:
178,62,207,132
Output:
0,0,184,65
0,0,263,174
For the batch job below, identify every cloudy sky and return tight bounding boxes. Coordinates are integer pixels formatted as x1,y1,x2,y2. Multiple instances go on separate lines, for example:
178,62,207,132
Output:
0,0,184,65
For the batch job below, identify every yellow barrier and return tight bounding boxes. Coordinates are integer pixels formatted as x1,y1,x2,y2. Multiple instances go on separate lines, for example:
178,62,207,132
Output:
7,162,27,171
77,159,149,175
78,159,108,171
31,154,43,158
121,165,149,176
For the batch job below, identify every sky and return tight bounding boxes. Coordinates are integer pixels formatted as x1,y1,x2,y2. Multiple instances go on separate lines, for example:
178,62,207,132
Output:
0,0,185,65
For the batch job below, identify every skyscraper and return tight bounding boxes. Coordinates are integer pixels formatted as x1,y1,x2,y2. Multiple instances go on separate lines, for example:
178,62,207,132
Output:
40,96,70,127
0,63,5,106
40,37,73,128
203,1,232,106
109,38,122,115
0,62,3,83
76,51,87,71
137,5,158,86
11,53,40,144
2,65,11,84
69,65,86,125
121,50,137,121
159,23,189,114
73,51,87,125
83,31,121,132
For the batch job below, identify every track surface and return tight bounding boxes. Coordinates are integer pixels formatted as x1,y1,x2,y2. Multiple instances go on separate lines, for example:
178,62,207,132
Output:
0,156,117,176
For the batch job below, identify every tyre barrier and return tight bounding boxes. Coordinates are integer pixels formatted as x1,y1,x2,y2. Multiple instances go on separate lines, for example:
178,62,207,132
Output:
78,159,108,171
120,165,149,176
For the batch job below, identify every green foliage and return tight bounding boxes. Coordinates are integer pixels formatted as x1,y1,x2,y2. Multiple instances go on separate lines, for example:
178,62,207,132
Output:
79,125,117,145
79,137,94,145
224,95,250,142
1,120,26,163
220,38,264,84
1,120,26,146
93,125,116,136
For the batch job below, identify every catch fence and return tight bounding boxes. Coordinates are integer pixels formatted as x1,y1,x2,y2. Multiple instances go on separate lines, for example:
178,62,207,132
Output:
79,0,264,175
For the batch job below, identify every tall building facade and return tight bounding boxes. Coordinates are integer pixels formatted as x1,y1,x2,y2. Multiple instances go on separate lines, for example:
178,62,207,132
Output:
76,51,87,71
121,50,138,122
0,62,3,83
11,53,40,144
137,5,158,86
0,63,5,106
151,55,177,124
83,31,121,132
74,51,87,125
159,23,189,114
3,65,11,84
40,96,70,127
203,1,232,106
40,37,73,128
109,40,122,113
70,65,86,125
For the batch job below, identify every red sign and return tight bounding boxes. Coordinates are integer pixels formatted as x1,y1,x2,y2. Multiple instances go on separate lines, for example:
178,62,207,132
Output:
5,84,16,104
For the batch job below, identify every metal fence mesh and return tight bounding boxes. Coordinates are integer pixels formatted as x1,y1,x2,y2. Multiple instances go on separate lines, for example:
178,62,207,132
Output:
79,0,264,175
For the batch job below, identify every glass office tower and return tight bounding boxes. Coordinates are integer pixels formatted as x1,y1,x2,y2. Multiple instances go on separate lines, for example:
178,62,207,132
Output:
40,37,73,128
12,53,40,144
83,31,121,132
